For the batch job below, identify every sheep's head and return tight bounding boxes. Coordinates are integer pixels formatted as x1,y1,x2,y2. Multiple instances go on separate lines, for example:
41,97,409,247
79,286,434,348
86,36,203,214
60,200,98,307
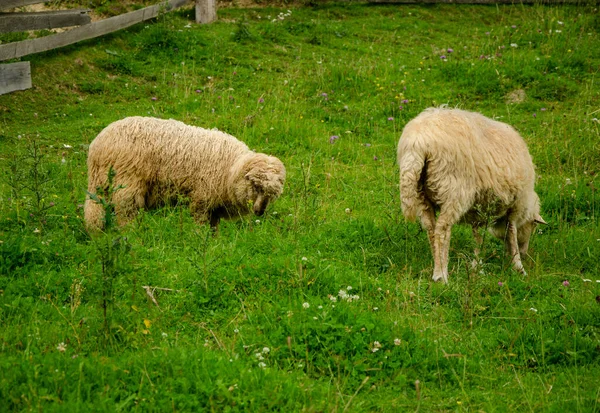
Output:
490,193,547,256
231,153,286,216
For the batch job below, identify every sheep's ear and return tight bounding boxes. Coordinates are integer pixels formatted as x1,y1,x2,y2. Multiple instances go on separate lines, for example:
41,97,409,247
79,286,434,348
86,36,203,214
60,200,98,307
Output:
534,214,547,225
245,170,266,185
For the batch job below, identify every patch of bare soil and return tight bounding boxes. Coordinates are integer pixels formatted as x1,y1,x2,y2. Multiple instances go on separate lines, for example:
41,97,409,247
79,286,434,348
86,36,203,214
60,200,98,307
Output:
505,89,526,104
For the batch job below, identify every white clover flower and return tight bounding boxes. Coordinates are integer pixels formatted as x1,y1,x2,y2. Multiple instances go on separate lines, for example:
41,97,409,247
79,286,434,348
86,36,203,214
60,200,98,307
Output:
302,302,310,309
258,362,267,369
56,342,67,352
262,347,270,354
301,257,308,262
338,290,349,299
234,328,239,334
510,43,518,48
329,296,337,302
530,307,538,313
161,332,168,338
394,338,402,346
345,208,351,214
255,353,264,360
347,286,353,291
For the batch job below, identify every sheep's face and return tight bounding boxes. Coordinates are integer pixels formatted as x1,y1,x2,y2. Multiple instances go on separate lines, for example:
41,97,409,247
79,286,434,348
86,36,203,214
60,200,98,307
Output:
234,154,286,216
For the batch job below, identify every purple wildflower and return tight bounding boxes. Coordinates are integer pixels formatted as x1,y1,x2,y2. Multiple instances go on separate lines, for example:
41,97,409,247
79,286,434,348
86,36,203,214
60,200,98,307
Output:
541,107,547,111
511,25,517,29
562,280,570,287
373,156,379,161
329,135,339,144
364,143,371,147
401,99,409,104
498,281,503,287
195,89,202,93
533,113,537,118
151,97,157,101
258,97,264,103
447,48,454,53
485,31,490,35
440,55,447,60
388,117,394,121
399,105,404,110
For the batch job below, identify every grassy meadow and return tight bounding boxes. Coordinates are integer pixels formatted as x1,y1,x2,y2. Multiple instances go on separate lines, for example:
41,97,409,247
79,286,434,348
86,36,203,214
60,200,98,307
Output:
1,1,599,411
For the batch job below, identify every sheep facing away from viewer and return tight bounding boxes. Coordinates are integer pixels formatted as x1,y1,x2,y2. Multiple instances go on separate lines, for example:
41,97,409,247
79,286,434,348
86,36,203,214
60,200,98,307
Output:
84,116,286,232
397,107,546,284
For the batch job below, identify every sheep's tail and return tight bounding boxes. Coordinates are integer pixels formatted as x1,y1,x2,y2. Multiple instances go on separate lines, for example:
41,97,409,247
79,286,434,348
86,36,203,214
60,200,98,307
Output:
398,146,426,222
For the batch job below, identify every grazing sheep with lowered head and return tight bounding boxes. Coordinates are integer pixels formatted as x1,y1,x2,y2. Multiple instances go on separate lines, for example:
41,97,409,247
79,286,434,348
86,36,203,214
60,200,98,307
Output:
84,116,286,232
397,107,546,284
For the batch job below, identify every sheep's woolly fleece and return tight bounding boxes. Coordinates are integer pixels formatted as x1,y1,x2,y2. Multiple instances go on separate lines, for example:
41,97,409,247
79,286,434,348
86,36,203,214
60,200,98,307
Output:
397,107,545,284
84,116,286,231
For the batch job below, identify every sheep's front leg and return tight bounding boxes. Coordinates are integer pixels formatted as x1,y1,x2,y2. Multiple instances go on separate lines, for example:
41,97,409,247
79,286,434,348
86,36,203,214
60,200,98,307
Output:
507,221,526,275
190,201,211,226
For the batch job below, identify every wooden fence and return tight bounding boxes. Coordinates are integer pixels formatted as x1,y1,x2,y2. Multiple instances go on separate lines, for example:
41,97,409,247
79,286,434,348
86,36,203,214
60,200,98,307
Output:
0,0,217,95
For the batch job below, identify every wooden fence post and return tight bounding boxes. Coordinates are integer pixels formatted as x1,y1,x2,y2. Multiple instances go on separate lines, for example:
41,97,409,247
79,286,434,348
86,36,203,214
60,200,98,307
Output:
0,62,32,95
195,0,216,24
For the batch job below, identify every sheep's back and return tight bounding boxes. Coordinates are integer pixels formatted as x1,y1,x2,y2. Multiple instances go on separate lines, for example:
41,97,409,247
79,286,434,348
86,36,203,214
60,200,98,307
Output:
88,117,250,193
401,108,535,205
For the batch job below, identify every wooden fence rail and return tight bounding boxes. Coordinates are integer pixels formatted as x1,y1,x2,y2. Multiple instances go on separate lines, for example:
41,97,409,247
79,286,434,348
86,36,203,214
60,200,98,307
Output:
0,0,191,62
0,0,217,94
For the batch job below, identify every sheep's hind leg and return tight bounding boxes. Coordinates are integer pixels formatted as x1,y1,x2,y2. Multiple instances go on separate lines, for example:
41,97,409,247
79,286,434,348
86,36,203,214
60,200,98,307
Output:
111,183,146,227
419,200,437,265
432,207,460,284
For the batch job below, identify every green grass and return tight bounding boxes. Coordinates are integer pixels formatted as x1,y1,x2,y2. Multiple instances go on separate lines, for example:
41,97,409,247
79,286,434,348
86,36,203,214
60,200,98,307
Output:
1,1,599,411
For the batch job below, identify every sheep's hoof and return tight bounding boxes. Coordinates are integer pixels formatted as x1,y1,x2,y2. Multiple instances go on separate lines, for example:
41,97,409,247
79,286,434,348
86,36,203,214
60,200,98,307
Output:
432,273,448,284
513,263,527,276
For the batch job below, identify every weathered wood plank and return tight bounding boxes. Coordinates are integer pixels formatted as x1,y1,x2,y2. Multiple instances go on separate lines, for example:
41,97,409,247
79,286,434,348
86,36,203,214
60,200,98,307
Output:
0,0,50,11
0,61,31,95
0,10,90,33
195,0,216,24
0,0,191,61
